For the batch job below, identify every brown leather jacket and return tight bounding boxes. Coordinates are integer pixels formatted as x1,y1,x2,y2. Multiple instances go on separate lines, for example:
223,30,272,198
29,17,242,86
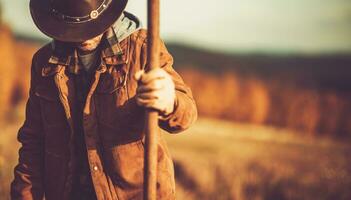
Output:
11,29,197,200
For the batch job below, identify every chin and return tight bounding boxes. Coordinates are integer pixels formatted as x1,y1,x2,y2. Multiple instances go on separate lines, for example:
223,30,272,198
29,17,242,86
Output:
78,45,98,52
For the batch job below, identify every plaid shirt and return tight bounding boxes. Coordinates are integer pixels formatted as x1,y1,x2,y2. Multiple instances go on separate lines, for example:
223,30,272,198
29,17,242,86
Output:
46,27,124,75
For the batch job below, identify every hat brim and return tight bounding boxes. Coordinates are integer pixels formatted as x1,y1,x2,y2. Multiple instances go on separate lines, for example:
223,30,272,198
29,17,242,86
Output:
30,0,128,42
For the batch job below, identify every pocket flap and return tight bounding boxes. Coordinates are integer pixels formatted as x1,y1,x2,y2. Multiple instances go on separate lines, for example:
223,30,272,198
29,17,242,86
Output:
96,68,127,94
34,85,60,102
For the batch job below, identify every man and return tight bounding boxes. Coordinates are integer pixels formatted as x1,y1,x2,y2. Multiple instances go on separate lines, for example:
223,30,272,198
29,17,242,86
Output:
10,0,197,199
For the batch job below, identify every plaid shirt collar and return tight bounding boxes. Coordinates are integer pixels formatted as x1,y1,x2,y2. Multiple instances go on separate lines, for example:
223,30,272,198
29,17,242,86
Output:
43,23,126,76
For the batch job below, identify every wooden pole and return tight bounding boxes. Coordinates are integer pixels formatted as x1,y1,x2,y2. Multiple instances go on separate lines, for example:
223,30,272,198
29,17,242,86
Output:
144,0,160,200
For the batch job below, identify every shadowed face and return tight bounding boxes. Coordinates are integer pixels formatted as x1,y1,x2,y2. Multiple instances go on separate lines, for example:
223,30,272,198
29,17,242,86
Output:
76,33,104,52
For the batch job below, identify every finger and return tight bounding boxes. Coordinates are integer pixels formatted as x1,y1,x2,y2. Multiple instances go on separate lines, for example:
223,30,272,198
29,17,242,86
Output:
136,98,166,113
137,85,158,94
140,69,167,84
137,92,158,100
136,98,156,107
137,80,165,93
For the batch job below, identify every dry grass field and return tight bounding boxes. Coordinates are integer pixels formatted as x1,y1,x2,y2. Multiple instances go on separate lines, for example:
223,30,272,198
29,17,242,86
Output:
165,118,351,200
1,111,350,200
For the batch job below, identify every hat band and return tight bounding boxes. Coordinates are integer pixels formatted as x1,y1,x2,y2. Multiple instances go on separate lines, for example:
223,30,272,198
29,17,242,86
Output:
51,0,111,23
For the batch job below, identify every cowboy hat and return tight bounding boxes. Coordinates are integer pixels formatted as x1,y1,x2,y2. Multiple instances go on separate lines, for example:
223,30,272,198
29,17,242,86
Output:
30,0,128,42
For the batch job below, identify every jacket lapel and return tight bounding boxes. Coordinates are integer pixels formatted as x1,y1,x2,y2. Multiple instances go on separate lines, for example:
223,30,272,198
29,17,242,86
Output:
52,65,75,134
52,65,77,198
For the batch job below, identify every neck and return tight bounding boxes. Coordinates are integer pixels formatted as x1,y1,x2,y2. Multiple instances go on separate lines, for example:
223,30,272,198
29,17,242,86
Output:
77,47,98,55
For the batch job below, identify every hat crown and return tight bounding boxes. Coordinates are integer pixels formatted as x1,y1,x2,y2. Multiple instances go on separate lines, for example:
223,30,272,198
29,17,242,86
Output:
51,0,105,17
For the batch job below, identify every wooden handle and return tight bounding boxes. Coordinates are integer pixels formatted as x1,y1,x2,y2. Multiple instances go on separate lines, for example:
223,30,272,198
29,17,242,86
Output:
144,0,160,200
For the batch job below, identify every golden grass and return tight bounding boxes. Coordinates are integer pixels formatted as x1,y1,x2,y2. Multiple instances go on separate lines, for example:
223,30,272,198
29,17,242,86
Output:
1,115,350,200
163,118,351,200
0,122,21,199
179,68,351,137
0,103,24,199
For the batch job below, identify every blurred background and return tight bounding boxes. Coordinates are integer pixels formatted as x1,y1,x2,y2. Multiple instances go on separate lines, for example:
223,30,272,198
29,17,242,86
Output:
0,0,351,199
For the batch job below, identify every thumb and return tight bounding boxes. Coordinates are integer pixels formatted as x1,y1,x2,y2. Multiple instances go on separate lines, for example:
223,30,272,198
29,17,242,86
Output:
134,70,145,81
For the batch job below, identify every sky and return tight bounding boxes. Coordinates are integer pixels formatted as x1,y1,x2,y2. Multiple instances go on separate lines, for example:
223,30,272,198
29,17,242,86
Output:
1,0,351,54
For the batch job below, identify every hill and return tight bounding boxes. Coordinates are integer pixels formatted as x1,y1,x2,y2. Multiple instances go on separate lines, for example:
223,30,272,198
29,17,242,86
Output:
168,44,351,92
15,35,351,93
5,33,351,137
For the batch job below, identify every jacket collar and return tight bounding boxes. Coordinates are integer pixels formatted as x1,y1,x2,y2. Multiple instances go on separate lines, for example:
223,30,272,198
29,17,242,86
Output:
42,27,125,77
42,12,141,77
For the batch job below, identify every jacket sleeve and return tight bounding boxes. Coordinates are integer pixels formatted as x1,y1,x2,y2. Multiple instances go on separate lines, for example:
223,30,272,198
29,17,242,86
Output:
141,37,198,133
11,55,45,200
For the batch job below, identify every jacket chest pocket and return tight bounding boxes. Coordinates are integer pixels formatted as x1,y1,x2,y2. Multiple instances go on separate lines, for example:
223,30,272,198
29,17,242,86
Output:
95,66,145,142
35,85,70,155
96,67,128,104
96,67,142,121
35,85,67,126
